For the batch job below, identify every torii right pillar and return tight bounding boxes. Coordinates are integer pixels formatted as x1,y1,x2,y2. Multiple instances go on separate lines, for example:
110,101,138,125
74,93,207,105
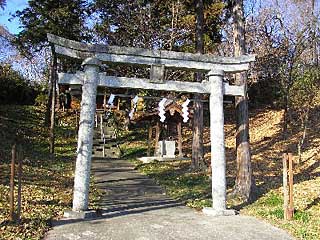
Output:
203,70,236,216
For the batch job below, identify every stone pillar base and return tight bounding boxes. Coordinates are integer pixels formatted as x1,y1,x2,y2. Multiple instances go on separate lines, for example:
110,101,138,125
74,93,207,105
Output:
202,207,237,217
63,210,97,219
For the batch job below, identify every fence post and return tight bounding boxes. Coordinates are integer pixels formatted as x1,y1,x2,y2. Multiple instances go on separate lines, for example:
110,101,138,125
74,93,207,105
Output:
9,144,16,221
283,153,289,220
147,126,152,157
288,153,294,220
17,146,23,224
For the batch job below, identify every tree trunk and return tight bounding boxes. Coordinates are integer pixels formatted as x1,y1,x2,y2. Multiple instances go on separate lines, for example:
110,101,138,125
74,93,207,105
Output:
311,0,318,66
231,0,255,201
192,0,204,170
49,45,57,154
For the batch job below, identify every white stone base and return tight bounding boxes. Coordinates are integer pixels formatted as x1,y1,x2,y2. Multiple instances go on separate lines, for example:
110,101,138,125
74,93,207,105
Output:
63,210,97,219
138,156,188,163
202,207,237,217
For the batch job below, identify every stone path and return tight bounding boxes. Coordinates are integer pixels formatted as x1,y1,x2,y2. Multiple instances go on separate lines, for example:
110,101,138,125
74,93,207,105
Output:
45,158,294,240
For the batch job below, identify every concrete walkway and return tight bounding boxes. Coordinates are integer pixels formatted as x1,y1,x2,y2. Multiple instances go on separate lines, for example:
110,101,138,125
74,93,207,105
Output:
45,158,294,240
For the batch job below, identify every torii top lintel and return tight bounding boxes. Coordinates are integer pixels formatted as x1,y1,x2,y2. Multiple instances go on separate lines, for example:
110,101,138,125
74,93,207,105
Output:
47,34,255,73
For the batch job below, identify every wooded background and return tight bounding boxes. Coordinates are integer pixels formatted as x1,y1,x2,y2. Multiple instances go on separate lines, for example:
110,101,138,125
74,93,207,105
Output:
0,0,319,232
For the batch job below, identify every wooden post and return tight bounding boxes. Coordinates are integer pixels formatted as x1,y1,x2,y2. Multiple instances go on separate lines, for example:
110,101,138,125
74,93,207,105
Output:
147,125,152,157
155,122,160,156
288,153,294,220
103,89,107,113
177,121,183,157
9,144,16,221
103,138,105,158
117,98,120,110
49,46,57,154
100,114,103,140
283,153,289,220
17,146,23,224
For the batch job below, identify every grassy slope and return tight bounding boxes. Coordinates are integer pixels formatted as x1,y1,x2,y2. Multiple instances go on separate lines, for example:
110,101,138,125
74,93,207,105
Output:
0,105,99,240
240,107,320,239
126,106,320,240
1,104,317,239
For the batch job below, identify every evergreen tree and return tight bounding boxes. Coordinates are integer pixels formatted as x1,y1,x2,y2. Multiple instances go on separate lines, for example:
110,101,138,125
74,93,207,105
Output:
0,64,38,105
93,0,224,169
0,0,5,9
14,0,90,53
92,0,223,51
13,0,90,153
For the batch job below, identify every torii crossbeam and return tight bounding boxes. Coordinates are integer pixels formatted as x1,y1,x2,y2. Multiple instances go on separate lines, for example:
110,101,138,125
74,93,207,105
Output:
47,34,255,218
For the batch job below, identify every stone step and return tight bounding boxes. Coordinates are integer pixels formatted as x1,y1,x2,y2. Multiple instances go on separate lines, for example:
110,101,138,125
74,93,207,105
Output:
93,140,117,146
105,144,118,148
93,143,119,149
92,121,119,158
93,129,116,134
93,134,116,139
92,150,121,158
93,147,119,152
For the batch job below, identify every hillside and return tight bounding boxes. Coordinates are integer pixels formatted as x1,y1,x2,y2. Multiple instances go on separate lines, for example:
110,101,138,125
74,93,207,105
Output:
128,105,320,239
0,106,100,240
0,104,319,239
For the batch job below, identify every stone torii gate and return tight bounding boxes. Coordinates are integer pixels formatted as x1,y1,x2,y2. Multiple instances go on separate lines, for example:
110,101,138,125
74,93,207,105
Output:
47,34,255,218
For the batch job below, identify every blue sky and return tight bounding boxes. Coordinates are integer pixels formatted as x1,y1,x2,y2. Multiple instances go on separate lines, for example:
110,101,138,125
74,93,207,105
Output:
0,0,28,34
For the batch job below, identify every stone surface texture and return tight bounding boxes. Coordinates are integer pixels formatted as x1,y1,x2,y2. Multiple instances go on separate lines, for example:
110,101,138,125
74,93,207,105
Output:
47,33,255,73
156,140,176,158
58,73,245,96
208,70,228,211
45,158,294,240
72,58,100,211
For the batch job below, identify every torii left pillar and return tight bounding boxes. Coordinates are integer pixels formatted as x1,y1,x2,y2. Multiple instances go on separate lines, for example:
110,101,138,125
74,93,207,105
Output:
65,58,101,219
203,70,236,216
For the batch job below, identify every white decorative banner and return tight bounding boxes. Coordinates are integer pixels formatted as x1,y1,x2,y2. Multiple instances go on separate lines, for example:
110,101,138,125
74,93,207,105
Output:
132,95,139,105
129,95,139,119
182,98,190,123
158,98,167,122
107,94,115,107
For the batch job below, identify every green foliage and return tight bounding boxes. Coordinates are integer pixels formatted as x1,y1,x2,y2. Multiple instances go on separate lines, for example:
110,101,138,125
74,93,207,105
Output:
246,192,284,219
0,64,38,105
91,0,225,101
12,0,92,128
269,208,284,219
34,92,48,107
92,0,224,51
13,0,91,55
121,128,320,240
290,66,320,111
0,0,5,10
294,211,311,223
263,192,283,207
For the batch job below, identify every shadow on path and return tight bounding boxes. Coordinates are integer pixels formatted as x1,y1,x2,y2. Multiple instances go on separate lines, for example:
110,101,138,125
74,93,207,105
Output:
51,157,184,227
45,157,294,240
